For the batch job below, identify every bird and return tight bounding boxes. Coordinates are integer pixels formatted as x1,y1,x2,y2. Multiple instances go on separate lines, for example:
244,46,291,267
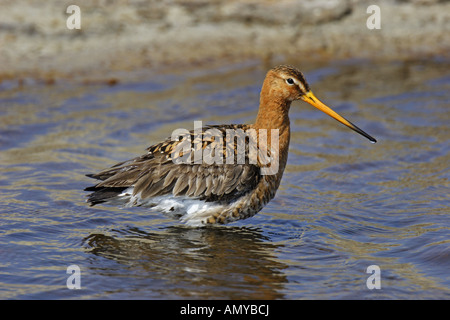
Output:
85,65,376,226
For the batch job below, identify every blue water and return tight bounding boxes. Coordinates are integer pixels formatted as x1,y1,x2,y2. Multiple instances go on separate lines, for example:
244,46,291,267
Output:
0,58,449,299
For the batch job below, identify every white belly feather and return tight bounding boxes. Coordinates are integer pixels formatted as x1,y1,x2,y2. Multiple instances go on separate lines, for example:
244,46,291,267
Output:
117,187,227,226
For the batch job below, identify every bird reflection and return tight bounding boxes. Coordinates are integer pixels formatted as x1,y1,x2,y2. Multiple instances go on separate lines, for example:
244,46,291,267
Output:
83,226,288,299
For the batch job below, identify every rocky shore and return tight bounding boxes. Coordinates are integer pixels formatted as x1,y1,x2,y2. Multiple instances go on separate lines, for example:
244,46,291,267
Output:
0,0,449,82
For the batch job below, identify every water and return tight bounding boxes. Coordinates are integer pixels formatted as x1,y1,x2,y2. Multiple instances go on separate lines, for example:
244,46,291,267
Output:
0,58,449,299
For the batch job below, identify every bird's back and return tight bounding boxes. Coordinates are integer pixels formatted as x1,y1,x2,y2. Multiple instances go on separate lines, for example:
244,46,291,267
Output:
85,124,283,225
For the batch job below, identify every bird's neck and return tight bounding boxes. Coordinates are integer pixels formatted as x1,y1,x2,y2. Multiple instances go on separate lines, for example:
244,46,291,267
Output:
254,83,291,147
253,83,291,177
254,98,291,131
254,78,291,132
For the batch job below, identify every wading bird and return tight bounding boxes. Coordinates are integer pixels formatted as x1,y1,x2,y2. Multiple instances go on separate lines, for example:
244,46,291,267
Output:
85,65,376,226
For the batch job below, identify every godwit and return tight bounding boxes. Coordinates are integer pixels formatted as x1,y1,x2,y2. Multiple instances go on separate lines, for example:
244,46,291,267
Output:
85,65,376,226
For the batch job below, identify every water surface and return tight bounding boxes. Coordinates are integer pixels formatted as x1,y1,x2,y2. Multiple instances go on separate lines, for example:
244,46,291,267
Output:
0,58,449,299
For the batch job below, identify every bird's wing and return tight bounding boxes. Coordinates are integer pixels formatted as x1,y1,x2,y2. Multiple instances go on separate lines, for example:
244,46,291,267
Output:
85,124,262,203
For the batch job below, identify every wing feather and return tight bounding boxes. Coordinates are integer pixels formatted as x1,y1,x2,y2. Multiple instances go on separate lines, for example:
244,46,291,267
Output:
85,124,261,205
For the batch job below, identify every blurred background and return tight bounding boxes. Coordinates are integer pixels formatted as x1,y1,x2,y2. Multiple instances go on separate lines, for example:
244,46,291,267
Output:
0,0,449,82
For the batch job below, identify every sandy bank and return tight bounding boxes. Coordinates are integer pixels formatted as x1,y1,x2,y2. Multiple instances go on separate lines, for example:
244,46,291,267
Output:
0,0,449,82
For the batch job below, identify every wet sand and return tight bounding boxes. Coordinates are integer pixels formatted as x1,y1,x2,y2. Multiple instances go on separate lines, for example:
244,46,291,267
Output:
0,0,449,83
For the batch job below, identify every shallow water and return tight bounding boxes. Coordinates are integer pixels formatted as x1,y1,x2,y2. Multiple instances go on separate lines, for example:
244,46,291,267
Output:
0,58,449,299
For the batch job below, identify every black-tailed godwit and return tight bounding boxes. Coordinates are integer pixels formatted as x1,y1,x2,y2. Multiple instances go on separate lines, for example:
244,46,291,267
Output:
85,65,376,226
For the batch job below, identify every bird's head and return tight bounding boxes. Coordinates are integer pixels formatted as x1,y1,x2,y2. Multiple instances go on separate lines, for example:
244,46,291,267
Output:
265,65,376,143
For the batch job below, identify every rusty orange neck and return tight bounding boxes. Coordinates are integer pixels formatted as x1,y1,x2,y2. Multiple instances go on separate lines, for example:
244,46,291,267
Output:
252,76,292,172
254,74,291,131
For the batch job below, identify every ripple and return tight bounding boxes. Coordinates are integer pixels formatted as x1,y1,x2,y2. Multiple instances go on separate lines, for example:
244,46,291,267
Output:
1,59,449,299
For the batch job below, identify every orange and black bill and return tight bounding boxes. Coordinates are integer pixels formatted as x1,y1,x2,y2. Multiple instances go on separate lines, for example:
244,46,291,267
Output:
302,91,377,143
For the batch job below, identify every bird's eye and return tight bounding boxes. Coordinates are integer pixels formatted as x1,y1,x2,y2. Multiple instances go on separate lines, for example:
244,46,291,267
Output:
286,78,294,85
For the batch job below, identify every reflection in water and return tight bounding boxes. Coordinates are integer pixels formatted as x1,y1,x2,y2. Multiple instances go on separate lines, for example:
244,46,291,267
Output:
82,226,287,299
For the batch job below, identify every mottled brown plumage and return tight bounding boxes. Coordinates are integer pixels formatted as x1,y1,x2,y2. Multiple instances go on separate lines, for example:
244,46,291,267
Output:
85,65,376,226
86,124,261,203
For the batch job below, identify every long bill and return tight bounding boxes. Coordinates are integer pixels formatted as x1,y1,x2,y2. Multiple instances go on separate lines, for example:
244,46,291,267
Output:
302,91,377,143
